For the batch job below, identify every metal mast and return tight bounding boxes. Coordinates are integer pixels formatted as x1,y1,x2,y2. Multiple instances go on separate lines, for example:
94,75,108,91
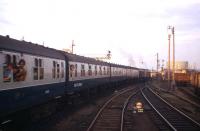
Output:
168,26,171,88
172,27,175,81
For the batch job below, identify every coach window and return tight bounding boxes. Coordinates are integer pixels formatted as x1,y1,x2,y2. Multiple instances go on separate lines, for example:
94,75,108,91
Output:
81,64,85,76
88,65,92,76
107,67,110,75
57,63,60,78
119,69,121,75
33,58,44,80
75,64,77,77
112,67,115,75
94,65,97,76
3,54,12,82
117,69,119,75
39,59,44,80
52,61,56,78
103,67,106,75
33,58,39,80
99,66,102,75
13,55,17,68
61,62,64,78
69,64,74,78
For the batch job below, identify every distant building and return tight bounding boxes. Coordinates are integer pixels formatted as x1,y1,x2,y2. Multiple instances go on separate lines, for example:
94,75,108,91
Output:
166,61,188,73
175,61,188,70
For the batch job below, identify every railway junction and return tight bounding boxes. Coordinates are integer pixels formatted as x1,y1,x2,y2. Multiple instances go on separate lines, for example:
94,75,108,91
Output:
18,82,200,131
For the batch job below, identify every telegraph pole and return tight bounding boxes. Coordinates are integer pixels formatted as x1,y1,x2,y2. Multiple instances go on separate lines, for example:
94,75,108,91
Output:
168,26,171,90
156,53,159,78
172,27,175,81
72,40,75,54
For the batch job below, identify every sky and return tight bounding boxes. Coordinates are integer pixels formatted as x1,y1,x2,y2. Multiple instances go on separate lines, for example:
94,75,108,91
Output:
0,0,200,70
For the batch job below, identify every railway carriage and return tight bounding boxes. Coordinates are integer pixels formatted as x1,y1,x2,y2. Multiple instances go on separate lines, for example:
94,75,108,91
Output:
110,64,126,83
139,69,148,81
0,35,66,119
125,66,140,82
190,71,200,95
110,64,139,84
65,53,111,94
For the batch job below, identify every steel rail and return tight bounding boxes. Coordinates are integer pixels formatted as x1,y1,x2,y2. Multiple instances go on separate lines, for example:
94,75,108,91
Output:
141,88,177,131
86,86,137,131
120,89,141,131
148,87,200,127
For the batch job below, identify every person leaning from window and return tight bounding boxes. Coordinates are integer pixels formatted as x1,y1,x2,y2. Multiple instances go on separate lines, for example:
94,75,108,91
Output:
15,59,27,81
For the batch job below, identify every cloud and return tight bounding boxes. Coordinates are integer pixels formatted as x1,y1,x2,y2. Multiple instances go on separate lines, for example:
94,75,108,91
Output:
1,0,200,69
0,18,11,25
165,3,200,30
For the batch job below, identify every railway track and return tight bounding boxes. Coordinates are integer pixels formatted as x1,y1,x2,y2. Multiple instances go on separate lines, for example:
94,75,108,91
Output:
87,86,140,131
152,84,200,110
141,87,200,131
150,81,200,110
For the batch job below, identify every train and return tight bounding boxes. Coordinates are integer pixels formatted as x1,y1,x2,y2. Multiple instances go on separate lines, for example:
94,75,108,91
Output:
174,72,191,86
0,35,150,124
163,69,200,96
190,70,200,96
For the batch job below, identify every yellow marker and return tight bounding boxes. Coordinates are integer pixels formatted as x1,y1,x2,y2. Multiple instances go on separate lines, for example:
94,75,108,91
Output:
138,108,144,112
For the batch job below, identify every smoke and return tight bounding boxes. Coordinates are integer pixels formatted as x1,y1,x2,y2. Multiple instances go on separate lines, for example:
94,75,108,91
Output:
128,56,136,67
119,49,136,67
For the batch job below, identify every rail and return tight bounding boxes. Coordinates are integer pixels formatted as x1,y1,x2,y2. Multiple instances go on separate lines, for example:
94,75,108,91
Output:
87,86,139,131
141,87,200,131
